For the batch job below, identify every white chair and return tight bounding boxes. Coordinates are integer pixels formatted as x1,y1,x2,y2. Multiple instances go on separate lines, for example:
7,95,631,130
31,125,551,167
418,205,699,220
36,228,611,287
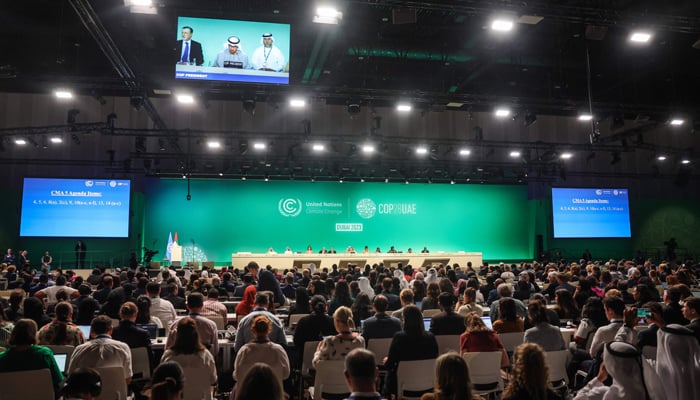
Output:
95,366,129,400
463,351,503,398
396,358,437,400
422,309,441,318
0,368,54,400
205,315,225,330
297,340,321,400
435,335,461,355
131,347,151,380
544,350,570,389
366,338,393,366
182,366,215,400
498,332,524,356
308,360,349,400
289,313,309,327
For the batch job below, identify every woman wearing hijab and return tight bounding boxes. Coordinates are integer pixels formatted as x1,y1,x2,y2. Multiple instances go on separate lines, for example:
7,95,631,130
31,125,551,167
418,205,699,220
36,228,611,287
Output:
574,340,665,400
236,285,257,320
357,277,375,300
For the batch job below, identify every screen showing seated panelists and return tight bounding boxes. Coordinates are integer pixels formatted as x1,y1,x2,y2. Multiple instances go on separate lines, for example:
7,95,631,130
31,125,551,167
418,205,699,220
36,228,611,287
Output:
20,178,131,238
175,16,290,84
551,187,631,238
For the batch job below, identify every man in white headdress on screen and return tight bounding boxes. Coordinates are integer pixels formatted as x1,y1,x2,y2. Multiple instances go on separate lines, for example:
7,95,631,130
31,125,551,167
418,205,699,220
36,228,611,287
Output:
213,36,249,69
251,33,285,71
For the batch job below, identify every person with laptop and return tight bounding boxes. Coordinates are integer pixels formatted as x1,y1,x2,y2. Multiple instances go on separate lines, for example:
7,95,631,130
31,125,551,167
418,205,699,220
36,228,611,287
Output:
429,292,467,335
459,312,509,369
112,301,154,369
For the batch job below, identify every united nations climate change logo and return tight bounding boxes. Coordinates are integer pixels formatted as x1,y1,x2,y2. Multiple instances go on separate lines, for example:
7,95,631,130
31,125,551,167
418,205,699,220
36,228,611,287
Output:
356,198,376,219
278,198,302,217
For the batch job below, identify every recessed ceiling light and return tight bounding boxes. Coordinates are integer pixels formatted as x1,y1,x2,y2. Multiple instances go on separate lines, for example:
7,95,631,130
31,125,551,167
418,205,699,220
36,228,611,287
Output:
130,0,152,6
14,139,27,145
312,144,325,152
362,144,375,153
253,142,266,150
560,152,573,159
176,94,195,104
681,159,691,164
459,149,471,156
629,32,652,43
670,119,684,126
314,7,343,24
578,114,593,121
207,140,221,149
54,90,73,99
509,151,521,158
491,19,514,32
289,98,306,108
415,147,428,155
495,108,511,117
656,155,667,161
396,103,412,112
50,137,63,144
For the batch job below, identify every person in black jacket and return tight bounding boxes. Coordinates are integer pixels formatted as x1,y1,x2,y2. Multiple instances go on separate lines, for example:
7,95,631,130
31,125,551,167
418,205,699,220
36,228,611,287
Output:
430,292,467,335
112,301,154,370
292,295,336,367
72,284,100,325
248,262,286,306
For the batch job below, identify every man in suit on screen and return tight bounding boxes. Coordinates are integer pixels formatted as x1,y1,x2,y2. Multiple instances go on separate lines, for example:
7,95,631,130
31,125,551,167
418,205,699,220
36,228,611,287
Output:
175,25,203,65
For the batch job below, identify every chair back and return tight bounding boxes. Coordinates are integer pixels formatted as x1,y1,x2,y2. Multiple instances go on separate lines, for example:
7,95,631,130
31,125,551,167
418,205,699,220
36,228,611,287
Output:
206,315,225,330
497,332,524,354
95,366,128,400
0,368,54,400
301,340,321,376
310,360,349,400
462,351,503,396
366,338,393,365
544,350,570,388
435,335,461,354
182,366,214,400
421,309,440,318
396,358,437,399
131,347,152,379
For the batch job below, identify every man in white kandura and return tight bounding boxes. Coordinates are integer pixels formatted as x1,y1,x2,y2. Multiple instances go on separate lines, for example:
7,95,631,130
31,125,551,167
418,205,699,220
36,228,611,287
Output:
250,33,285,72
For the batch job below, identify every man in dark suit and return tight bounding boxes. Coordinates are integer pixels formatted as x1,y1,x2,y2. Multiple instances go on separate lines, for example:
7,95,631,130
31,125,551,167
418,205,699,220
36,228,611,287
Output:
682,296,700,343
361,295,402,341
232,273,253,298
344,348,382,400
72,284,101,325
92,275,113,304
248,261,286,306
111,301,154,370
430,292,466,335
379,278,401,311
162,283,186,310
176,25,204,65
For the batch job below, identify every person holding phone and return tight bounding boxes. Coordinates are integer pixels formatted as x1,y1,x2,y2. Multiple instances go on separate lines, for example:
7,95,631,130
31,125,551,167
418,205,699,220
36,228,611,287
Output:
613,302,665,350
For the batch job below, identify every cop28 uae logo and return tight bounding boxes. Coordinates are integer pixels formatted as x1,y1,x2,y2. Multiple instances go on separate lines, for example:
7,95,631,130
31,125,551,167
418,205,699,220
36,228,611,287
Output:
278,198,302,217
356,198,377,219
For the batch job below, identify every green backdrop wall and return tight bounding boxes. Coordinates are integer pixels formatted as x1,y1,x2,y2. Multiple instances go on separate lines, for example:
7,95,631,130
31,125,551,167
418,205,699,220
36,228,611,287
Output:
143,179,532,263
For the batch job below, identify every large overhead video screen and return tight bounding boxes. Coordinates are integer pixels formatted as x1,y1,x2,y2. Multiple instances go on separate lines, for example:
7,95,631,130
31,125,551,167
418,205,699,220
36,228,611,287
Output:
175,16,290,84
552,187,631,238
20,178,131,238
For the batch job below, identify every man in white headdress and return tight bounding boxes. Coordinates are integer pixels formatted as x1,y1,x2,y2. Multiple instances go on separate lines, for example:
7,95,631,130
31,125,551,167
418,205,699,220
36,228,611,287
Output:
655,324,700,400
213,36,249,69
251,33,285,71
357,277,375,301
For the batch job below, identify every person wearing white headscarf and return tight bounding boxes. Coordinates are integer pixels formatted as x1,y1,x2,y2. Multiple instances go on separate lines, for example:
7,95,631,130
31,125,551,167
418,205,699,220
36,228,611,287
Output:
357,277,375,300
307,263,317,275
250,33,285,71
655,324,700,400
393,269,409,291
573,341,666,400
424,268,439,286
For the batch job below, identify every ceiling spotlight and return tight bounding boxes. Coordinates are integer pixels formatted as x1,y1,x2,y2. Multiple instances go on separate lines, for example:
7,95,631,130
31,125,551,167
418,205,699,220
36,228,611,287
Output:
314,6,343,24
50,137,63,144
681,159,691,164
450,180,455,185
360,178,365,183
416,146,428,155
289,98,306,108
459,149,471,156
207,140,221,149
253,142,266,150
629,31,652,43
312,144,325,152
491,19,514,32
494,108,511,118
560,152,573,159
670,119,685,126
54,90,73,99
362,144,375,153
339,178,344,183
396,103,412,112
264,176,270,182
176,94,195,104
14,138,27,145
578,114,593,121
509,151,521,158
347,102,361,115
656,155,667,161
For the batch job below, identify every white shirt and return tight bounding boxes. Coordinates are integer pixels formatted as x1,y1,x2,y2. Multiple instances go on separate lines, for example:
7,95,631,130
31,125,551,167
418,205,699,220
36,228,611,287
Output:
251,45,285,71
40,284,77,303
68,335,132,379
150,297,176,333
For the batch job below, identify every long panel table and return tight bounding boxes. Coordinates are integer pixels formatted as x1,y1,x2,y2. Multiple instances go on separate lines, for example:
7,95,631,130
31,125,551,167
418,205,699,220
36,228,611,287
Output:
230,252,483,271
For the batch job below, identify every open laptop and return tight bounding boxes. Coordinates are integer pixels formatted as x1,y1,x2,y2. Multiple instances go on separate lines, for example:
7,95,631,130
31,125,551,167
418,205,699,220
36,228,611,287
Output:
53,353,67,373
77,325,91,340
481,316,493,329
423,317,432,331
136,324,158,340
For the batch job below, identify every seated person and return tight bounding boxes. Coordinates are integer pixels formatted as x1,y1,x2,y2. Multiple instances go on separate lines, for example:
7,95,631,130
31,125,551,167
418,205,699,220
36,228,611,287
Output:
492,297,525,334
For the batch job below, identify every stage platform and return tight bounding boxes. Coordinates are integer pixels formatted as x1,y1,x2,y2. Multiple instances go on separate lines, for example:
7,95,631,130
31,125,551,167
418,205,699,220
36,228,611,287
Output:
230,252,482,271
